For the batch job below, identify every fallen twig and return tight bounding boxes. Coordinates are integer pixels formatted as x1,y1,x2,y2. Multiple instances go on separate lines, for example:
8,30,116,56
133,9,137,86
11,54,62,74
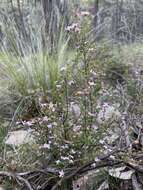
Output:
132,173,143,190
0,171,34,190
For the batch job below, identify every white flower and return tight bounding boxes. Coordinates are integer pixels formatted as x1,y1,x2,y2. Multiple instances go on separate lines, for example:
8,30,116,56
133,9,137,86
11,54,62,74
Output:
42,144,50,149
95,158,100,162
64,144,69,148
65,25,73,32
41,103,48,108
71,149,76,154
89,48,95,52
42,116,49,122
91,124,98,131
22,121,34,126
60,67,66,72
73,125,81,132
68,80,75,85
59,170,64,178
49,102,55,112
48,140,52,144
88,81,95,86
53,122,58,126
81,11,90,16
16,121,21,125
56,160,61,165
61,156,69,161
56,84,62,89
47,124,53,129
103,145,108,149
110,155,115,160
65,23,80,33
90,70,97,76
61,144,69,149
99,140,104,144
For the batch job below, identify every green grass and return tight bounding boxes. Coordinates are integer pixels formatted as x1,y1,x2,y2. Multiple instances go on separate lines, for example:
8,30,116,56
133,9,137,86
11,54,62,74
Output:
0,33,72,96
0,0,74,96
0,122,8,154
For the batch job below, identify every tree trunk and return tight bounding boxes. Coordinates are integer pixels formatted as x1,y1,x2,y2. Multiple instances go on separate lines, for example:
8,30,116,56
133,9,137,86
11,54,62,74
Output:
93,0,99,29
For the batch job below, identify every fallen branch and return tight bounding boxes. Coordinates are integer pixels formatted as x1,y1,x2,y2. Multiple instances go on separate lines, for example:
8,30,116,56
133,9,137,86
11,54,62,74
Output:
132,173,142,190
125,162,143,173
0,171,34,190
0,148,131,190
51,159,122,190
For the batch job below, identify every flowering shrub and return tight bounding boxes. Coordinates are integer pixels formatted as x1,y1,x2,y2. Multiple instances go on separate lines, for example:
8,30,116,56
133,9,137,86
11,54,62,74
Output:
0,3,138,190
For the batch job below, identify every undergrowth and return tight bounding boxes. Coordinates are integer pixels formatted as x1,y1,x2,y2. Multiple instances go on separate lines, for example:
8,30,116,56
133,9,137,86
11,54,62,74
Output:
0,2,142,190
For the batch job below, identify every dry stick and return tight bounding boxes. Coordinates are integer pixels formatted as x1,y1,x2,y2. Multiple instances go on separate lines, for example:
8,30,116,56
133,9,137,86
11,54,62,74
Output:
0,167,60,189
124,161,143,189
0,171,34,190
125,162,143,173
40,176,57,190
51,149,127,190
16,167,59,177
0,149,124,190
51,160,122,190
16,175,34,190
132,173,143,190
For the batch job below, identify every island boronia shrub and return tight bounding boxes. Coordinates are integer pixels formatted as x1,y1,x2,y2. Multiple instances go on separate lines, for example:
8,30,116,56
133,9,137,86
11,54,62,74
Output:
0,3,131,190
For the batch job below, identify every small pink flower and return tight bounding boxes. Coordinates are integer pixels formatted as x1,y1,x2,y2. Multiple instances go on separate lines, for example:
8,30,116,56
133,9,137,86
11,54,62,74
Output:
74,27,80,33
81,11,90,16
90,70,97,77
43,116,48,122
68,80,74,85
73,125,81,132
22,121,34,126
42,143,50,149
41,103,48,108
65,23,81,33
59,170,64,178
91,124,98,131
75,10,90,17
49,102,55,112
95,158,100,162
47,124,53,129
88,81,96,86
65,25,73,32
